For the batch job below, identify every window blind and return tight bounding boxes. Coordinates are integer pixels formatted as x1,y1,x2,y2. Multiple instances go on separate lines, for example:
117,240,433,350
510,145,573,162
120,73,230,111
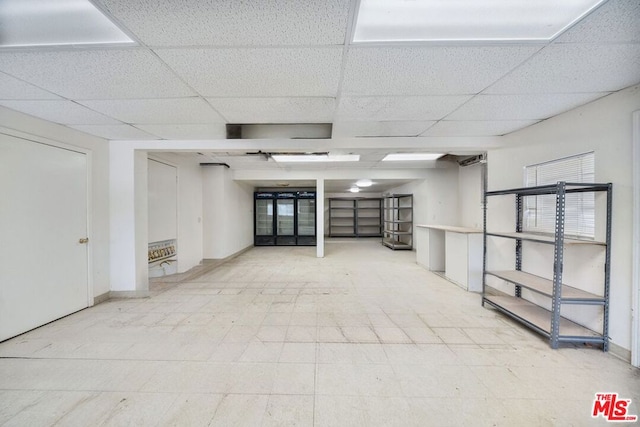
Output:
523,152,595,238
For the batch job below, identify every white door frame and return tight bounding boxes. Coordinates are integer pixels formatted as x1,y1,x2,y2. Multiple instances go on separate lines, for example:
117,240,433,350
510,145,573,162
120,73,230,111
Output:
0,128,94,306
632,111,640,367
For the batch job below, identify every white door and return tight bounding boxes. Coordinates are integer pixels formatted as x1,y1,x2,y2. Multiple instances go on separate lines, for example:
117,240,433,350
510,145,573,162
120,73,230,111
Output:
0,135,89,342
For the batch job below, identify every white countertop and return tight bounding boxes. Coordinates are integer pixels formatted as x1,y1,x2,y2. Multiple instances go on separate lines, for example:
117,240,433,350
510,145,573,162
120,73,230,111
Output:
416,224,483,234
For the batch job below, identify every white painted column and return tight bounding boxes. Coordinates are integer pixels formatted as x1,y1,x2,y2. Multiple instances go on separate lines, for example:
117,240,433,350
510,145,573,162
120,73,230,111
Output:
316,178,325,258
134,150,149,292
109,145,149,295
202,165,226,259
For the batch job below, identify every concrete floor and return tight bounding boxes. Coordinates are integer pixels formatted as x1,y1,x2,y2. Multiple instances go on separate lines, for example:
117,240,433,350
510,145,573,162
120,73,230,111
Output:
0,240,638,426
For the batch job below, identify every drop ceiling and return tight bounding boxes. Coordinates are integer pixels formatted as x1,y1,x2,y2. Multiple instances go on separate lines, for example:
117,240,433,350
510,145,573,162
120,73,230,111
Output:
0,0,638,177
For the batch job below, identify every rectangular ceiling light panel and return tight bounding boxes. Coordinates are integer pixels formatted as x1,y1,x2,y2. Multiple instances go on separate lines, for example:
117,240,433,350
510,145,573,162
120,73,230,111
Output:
0,0,134,47
382,153,444,161
353,0,607,42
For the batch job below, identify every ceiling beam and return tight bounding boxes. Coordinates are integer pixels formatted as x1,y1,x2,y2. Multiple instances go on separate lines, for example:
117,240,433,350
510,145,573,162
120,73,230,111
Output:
129,135,502,152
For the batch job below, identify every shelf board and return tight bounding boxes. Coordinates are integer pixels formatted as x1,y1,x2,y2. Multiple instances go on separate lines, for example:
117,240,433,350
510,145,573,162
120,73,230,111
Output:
382,240,412,250
484,295,602,339
486,231,605,246
384,231,412,235
486,270,604,303
486,182,610,197
384,220,412,224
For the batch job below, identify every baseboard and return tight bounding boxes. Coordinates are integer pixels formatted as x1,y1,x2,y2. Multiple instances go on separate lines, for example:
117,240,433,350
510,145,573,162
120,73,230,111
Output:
108,290,151,299
609,341,631,363
93,292,110,305
203,244,253,264
162,244,255,283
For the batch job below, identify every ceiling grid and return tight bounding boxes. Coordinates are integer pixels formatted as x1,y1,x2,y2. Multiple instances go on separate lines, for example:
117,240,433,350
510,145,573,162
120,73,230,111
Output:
0,0,637,180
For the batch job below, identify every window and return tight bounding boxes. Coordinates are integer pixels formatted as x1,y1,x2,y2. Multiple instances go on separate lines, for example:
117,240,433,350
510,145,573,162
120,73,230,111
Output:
523,152,595,238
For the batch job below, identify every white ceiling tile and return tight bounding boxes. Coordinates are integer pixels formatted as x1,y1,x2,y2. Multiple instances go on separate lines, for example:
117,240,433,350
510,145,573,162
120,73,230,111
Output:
447,93,608,120
156,47,343,97
0,49,194,99
97,0,350,46
208,97,335,123
332,121,434,137
337,96,471,121
0,100,120,125
70,124,159,140
341,46,541,96
79,98,225,124
556,0,640,43
487,43,640,94
0,72,60,100
422,120,540,137
136,124,226,140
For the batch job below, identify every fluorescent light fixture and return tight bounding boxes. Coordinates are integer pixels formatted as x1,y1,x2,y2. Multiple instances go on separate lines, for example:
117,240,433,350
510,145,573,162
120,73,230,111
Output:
350,187,361,193
356,179,373,187
0,0,135,47
382,153,444,161
353,0,606,43
271,154,360,163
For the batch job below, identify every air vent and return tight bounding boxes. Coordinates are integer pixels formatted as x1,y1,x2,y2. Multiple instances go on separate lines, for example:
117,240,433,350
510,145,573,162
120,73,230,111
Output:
226,124,332,139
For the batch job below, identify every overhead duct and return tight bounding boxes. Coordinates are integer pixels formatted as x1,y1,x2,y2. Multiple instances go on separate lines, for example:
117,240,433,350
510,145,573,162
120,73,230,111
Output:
226,123,332,139
457,153,487,167
199,162,230,168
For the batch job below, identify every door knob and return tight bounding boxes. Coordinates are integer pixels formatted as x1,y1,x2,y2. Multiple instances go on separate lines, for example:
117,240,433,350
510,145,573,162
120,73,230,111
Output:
79,238,89,244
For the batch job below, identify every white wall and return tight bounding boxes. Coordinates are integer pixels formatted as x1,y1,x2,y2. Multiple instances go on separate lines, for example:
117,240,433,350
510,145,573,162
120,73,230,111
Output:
487,84,640,356
458,163,484,229
0,107,111,300
387,167,460,250
147,159,178,243
203,165,254,259
149,153,204,273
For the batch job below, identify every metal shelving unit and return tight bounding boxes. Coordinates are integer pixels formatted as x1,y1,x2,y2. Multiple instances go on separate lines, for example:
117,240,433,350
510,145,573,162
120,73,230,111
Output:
382,194,413,250
329,198,356,237
482,181,612,350
356,198,383,237
329,198,382,237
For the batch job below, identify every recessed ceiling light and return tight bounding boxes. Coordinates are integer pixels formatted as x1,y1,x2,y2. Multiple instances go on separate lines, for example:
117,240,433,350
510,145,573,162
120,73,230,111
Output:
350,186,361,193
353,0,606,43
0,0,135,48
356,179,373,187
382,153,444,161
271,154,360,163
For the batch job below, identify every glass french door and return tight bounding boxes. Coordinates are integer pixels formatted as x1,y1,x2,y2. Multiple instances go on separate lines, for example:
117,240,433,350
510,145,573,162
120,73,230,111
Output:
255,199,274,236
297,199,315,236
276,199,295,236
